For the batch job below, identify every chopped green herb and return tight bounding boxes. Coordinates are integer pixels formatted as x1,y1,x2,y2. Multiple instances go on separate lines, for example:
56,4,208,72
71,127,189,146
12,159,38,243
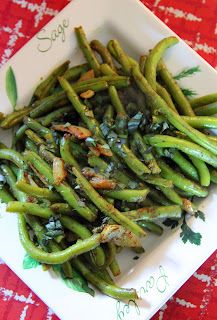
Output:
85,137,96,147
180,218,202,245
42,216,64,245
195,210,205,222
181,88,197,97
128,112,143,133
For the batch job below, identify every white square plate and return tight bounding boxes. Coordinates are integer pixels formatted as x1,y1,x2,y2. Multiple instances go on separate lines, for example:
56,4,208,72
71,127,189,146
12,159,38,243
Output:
0,0,217,319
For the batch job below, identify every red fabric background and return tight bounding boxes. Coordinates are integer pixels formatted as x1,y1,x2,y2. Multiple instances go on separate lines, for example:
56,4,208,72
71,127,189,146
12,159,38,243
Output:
0,1,216,319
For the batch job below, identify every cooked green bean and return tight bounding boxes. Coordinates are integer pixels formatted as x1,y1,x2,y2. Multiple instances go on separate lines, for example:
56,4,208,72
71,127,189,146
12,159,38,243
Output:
24,117,57,150
157,159,208,197
108,85,126,114
132,66,217,154
60,137,80,170
109,259,121,277
39,106,72,127
0,106,33,129
90,40,117,71
50,203,73,214
144,36,178,90
145,134,217,168
25,138,38,153
24,150,97,222
132,131,160,174
25,129,46,146
25,215,73,278
157,60,195,116
137,221,163,236
156,147,199,181
0,149,26,169
180,116,217,129
16,180,62,201
139,55,146,74
18,214,101,264
74,26,101,76
188,155,210,187
33,61,70,99
72,257,137,300
72,167,146,237
124,205,182,220
0,186,14,204
190,93,217,108
100,63,117,76
149,189,172,206
7,201,54,219
108,40,131,75
64,63,89,81
60,215,105,267
103,189,149,202
156,83,178,113
0,165,25,201
194,102,217,116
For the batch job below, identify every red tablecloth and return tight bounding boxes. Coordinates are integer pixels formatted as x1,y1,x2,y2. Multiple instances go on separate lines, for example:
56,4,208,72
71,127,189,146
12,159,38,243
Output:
0,1,216,319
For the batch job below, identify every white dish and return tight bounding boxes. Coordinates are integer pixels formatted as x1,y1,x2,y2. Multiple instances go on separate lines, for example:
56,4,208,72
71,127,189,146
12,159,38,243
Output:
0,0,217,319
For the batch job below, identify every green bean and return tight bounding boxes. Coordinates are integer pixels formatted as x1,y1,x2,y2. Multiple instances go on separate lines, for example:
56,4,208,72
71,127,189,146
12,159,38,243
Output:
72,167,146,237
145,135,217,168
25,138,38,153
100,63,117,76
124,205,182,221
72,80,109,93
90,40,117,71
103,104,114,123
71,142,87,160
72,257,138,300
0,186,14,203
190,93,217,108
30,91,68,118
157,60,195,116
7,201,54,219
109,259,121,277
50,203,73,214
109,142,151,176
148,189,172,205
188,155,210,187
137,221,163,236
93,268,114,285
103,189,149,202
24,117,57,151
12,124,28,146
58,77,103,138
0,165,25,201
108,40,131,75
74,26,101,76
210,169,217,184
144,36,179,91
38,145,55,163
33,61,70,99
25,215,73,278
25,129,46,146
64,63,89,81
75,76,130,88
157,159,208,197
24,150,97,222
16,180,62,201
60,215,105,267
0,149,26,169
158,186,183,206
156,83,178,113
139,55,146,74
159,148,199,181
132,131,160,174
18,214,101,264
0,106,33,129
141,175,173,188
39,106,72,127
132,65,217,154
60,137,80,170
108,85,126,114
181,116,217,129
104,242,116,267
194,102,217,116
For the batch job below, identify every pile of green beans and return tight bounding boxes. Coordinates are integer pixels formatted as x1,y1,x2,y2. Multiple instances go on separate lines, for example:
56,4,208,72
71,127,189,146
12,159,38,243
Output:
0,25,217,300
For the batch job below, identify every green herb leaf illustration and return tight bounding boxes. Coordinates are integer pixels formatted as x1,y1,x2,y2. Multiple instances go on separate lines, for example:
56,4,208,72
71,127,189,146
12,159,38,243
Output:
5,66,17,110
23,253,40,269
53,265,95,296
174,66,201,80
